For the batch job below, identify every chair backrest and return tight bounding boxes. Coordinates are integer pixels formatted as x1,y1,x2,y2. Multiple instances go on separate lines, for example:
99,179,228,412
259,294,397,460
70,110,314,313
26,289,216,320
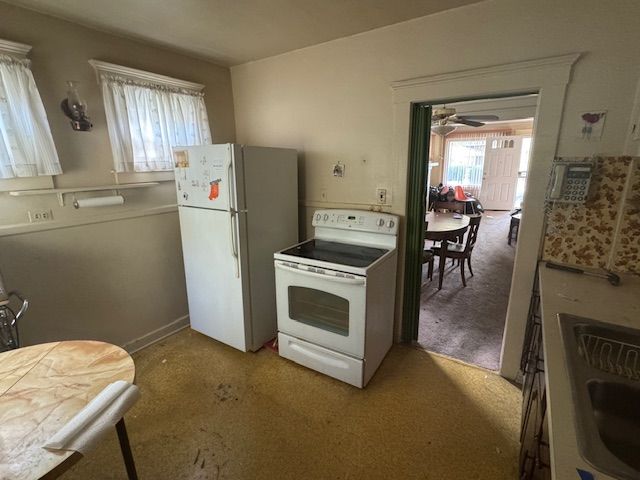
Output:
433,201,464,213
463,215,482,254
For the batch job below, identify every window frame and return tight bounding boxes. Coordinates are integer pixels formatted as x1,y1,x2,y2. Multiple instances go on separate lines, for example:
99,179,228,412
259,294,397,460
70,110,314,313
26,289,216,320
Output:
443,137,487,189
89,60,208,183
0,38,55,192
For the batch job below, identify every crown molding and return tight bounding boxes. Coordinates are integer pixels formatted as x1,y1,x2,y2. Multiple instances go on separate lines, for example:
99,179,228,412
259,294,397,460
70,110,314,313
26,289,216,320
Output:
0,38,32,57
88,59,205,91
391,53,582,91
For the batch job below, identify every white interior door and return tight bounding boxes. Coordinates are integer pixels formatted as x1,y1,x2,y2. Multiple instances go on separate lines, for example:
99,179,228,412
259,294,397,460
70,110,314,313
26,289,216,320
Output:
480,136,522,210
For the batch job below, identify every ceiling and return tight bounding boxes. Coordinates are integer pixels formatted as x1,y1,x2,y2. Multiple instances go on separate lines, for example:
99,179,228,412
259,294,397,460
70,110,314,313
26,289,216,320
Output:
3,0,485,65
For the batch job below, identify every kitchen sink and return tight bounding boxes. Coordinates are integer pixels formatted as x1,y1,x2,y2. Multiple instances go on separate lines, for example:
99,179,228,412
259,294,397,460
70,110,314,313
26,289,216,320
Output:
559,314,640,480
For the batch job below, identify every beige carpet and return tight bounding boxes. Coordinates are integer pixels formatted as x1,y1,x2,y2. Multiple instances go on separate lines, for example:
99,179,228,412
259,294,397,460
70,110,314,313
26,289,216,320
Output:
418,211,516,370
62,328,521,479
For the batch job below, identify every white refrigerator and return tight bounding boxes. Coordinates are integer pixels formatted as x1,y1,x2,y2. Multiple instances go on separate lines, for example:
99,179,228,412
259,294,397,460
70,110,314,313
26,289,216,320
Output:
173,144,298,351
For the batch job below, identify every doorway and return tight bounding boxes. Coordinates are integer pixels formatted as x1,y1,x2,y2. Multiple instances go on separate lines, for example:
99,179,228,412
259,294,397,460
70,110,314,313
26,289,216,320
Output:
392,54,579,379
417,95,536,370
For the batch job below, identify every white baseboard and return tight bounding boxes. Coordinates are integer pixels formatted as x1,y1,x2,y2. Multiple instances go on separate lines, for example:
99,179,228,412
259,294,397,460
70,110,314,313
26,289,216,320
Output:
122,314,190,354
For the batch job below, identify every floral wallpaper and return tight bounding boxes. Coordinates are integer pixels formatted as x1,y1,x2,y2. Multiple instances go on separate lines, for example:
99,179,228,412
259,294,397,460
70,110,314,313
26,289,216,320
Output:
542,156,639,274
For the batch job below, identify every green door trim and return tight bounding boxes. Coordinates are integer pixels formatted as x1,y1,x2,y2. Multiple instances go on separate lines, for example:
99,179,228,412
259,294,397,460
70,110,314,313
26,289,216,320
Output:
400,103,431,343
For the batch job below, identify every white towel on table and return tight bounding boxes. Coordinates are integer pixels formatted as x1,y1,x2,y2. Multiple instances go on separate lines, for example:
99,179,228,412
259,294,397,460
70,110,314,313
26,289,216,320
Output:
43,380,140,454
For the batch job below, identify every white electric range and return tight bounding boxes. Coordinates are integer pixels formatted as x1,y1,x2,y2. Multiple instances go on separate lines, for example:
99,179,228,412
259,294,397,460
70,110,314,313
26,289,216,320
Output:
274,209,399,387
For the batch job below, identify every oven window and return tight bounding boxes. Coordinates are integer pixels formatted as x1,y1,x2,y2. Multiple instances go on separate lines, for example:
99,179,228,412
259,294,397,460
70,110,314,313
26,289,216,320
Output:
288,287,349,336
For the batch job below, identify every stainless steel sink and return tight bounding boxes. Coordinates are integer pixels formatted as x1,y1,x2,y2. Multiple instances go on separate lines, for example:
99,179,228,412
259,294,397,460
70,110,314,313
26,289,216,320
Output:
559,314,640,480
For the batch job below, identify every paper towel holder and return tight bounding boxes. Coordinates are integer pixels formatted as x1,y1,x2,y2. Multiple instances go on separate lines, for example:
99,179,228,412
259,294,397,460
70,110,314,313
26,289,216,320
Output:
73,192,125,209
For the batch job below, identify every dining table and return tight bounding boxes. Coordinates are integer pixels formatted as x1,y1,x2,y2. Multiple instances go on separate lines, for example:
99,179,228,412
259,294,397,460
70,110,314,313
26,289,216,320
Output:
425,211,471,289
0,341,137,480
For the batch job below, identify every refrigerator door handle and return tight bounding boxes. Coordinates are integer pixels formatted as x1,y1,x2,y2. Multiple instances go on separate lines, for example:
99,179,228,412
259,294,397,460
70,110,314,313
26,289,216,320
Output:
227,159,240,278
227,161,235,212
229,211,240,278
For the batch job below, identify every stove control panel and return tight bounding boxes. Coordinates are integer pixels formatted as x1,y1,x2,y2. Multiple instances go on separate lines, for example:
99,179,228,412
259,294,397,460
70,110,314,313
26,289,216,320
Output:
312,209,399,235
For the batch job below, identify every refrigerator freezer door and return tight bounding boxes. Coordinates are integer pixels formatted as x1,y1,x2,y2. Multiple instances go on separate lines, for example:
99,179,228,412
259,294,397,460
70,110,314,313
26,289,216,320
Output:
178,206,250,351
173,144,234,211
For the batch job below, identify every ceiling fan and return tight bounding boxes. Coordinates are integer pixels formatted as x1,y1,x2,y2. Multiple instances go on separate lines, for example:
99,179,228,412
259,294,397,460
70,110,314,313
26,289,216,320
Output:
431,106,499,136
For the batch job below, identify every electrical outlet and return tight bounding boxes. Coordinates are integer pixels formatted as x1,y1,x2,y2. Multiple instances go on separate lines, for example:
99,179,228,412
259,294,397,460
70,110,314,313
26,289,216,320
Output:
28,209,53,223
376,188,387,204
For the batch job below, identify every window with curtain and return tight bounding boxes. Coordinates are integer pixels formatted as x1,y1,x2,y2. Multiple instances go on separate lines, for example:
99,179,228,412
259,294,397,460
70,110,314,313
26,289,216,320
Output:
0,54,62,179
443,131,510,198
98,69,212,173
443,138,486,198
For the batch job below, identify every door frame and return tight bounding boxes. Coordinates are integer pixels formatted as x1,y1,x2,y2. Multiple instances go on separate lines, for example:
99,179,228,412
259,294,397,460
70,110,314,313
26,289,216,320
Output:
400,103,431,342
390,53,580,379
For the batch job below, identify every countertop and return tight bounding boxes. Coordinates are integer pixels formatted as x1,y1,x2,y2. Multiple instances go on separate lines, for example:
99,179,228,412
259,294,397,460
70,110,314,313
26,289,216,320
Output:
538,263,640,480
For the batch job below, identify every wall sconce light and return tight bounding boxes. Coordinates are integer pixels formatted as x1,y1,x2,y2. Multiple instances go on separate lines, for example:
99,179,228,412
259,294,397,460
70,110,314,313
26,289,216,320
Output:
60,81,92,131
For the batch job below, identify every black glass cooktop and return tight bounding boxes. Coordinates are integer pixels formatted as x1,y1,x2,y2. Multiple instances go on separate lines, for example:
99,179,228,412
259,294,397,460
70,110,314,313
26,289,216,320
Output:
280,239,388,268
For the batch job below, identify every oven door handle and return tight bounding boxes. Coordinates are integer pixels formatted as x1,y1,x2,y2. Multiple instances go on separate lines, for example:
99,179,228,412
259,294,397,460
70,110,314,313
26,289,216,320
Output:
275,262,366,286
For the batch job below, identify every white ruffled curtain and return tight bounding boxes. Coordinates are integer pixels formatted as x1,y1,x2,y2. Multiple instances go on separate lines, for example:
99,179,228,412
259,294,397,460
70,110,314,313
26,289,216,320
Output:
0,55,62,178
443,130,508,198
101,74,212,172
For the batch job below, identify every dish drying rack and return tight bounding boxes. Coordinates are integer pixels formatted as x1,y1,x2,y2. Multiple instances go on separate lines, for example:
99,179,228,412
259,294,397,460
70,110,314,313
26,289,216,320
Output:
579,333,640,382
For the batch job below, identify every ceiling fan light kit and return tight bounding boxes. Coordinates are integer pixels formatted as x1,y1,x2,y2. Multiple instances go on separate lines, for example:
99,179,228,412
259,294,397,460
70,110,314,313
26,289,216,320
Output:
431,124,457,136
430,105,500,135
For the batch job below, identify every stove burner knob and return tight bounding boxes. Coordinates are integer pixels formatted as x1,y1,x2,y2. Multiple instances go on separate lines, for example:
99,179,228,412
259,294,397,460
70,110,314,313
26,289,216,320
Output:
377,218,385,227
323,214,329,221
387,220,395,228
315,213,321,221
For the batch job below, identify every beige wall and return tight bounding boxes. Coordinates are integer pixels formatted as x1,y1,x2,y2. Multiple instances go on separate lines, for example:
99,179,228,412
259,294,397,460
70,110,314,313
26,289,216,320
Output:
232,0,640,220
0,3,235,349
231,0,640,339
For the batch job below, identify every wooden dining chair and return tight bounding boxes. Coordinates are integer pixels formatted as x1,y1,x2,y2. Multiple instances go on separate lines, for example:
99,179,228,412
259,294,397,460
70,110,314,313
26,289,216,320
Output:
508,212,522,245
423,221,434,281
431,214,481,287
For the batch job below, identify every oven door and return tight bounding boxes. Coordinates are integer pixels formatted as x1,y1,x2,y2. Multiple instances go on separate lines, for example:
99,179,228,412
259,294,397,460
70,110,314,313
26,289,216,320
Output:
275,261,366,358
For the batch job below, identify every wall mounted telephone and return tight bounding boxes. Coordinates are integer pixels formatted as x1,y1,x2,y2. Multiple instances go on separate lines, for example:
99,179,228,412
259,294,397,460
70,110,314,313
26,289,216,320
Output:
547,161,593,203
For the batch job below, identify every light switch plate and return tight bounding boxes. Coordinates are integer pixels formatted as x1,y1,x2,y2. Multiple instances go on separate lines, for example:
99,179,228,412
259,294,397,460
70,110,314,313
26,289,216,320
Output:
376,186,391,205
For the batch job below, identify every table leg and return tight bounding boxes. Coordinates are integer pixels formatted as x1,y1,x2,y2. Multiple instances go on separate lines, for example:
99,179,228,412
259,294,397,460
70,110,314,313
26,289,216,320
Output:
116,418,138,480
438,240,448,290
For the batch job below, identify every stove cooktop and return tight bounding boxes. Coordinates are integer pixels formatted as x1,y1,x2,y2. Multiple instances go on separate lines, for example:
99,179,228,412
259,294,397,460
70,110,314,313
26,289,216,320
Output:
279,239,389,268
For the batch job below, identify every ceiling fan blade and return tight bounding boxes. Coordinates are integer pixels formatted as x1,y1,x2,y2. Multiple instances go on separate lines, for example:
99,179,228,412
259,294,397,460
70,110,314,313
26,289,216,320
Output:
457,114,500,121
451,117,484,127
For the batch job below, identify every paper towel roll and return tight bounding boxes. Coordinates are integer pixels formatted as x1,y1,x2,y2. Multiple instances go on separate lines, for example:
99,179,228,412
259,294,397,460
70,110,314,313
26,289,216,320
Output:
73,195,125,209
